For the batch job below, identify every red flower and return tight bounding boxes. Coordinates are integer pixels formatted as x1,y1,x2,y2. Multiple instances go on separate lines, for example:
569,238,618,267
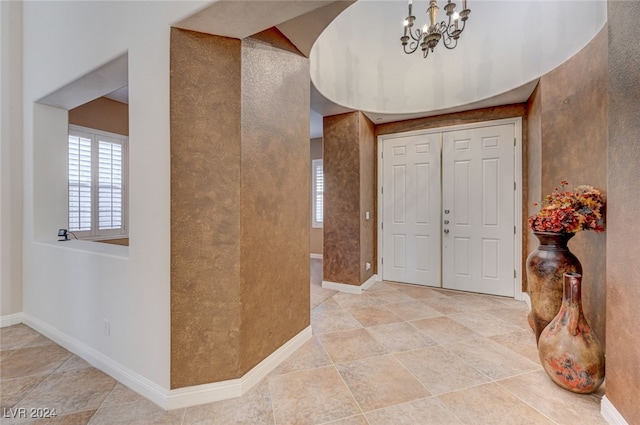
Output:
529,181,605,233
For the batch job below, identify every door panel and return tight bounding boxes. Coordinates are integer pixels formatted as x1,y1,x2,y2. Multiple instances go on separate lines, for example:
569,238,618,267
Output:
442,124,515,296
382,133,441,286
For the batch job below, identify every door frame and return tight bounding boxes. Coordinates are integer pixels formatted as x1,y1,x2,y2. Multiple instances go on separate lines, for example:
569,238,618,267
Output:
377,117,524,300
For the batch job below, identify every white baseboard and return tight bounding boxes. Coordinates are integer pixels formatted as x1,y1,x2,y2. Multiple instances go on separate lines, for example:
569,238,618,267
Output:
166,326,311,409
601,395,630,425
521,292,531,307
1,312,24,328
322,274,379,294
310,253,323,260
22,314,311,410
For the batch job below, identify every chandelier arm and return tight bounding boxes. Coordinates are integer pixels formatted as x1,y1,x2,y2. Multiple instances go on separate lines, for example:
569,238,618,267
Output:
402,26,423,54
441,33,459,49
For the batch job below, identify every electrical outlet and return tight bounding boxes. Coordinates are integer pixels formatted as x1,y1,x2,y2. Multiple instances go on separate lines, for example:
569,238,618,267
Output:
104,319,110,336
365,211,370,220
365,262,371,271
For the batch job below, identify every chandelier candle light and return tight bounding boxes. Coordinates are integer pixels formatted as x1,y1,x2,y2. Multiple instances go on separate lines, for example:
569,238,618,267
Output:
401,0,470,58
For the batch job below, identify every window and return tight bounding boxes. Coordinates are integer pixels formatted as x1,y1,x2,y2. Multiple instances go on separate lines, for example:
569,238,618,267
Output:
68,125,128,239
312,159,323,228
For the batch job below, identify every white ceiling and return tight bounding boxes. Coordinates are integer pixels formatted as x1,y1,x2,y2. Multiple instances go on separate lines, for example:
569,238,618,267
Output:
310,0,607,124
38,1,607,138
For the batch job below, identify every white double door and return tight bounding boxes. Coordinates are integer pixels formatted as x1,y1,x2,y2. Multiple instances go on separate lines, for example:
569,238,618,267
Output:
382,123,516,297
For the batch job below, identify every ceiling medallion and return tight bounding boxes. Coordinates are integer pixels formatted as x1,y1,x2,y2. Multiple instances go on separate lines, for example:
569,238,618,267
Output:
401,0,470,58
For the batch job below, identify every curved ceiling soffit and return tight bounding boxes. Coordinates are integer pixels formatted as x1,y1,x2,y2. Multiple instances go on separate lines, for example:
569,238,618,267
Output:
310,0,607,116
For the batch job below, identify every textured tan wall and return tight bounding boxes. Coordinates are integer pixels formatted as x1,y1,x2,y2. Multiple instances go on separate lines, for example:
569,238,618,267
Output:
359,113,376,279
69,97,129,136
535,28,608,344
606,3,640,423
526,84,542,262
170,29,242,388
239,28,310,374
310,137,323,255
323,112,362,285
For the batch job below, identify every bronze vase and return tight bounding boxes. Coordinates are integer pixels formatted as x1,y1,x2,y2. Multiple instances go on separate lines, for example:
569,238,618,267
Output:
526,231,582,343
538,273,605,393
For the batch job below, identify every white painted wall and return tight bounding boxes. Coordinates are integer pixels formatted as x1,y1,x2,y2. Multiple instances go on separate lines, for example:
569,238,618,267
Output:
22,1,208,390
0,1,24,320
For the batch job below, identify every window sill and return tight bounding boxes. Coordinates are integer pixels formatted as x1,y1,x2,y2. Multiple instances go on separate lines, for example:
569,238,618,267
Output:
35,239,129,259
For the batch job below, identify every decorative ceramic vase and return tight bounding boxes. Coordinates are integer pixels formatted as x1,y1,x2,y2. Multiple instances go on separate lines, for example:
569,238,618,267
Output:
538,273,605,394
526,231,582,343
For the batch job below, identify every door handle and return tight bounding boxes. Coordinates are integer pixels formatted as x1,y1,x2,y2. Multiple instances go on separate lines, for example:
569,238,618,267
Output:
444,229,450,234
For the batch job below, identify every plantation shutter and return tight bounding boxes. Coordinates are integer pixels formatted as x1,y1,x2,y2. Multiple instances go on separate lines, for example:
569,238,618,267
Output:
98,140,123,230
313,159,323,226
68,125,127,238
68,134,92,231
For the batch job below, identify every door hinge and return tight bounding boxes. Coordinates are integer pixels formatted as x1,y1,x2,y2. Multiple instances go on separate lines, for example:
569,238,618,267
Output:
381,152,384,159
381,187,384,194
514,269,517,278
514,137,516,146
514,181,516,191
514,226,517,234
381,257,384,265
381,222,384,230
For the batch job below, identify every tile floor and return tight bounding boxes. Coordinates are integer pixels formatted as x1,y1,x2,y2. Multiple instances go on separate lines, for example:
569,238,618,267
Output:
1,260,607,425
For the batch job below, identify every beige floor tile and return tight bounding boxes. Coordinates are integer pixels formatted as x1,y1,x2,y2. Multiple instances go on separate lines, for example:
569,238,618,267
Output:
311,309,362,334
0,325,41,352
318,415,369,425
313,298,343,314
336,355,430,412
268,366,360,425
317,328,387,363
383,301,444,321
442,293,508,311
346,305,404,327
90,399,184,425
395,346,490,395
448,311,523,337
365,282,396,292
498,370,608,425
364,290,416,305
490,330,541,364
366,322,437,353
55,355,91,373
2,409,96,425
418,297,470,315
483,306,531,330
410,317,480,344
272,335,332,375
332,293,382,309
438,382,555,425
366,396,464,425
445,337,539,380
20,335,57,350
100,383,148,407
0,374,47,409
14,368,116,416
0,345,71,380
311,283,338,309
183,380,273,425
387,283,450,300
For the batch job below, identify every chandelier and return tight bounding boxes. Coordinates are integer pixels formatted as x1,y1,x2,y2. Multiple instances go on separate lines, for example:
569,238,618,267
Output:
401,0,470,58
